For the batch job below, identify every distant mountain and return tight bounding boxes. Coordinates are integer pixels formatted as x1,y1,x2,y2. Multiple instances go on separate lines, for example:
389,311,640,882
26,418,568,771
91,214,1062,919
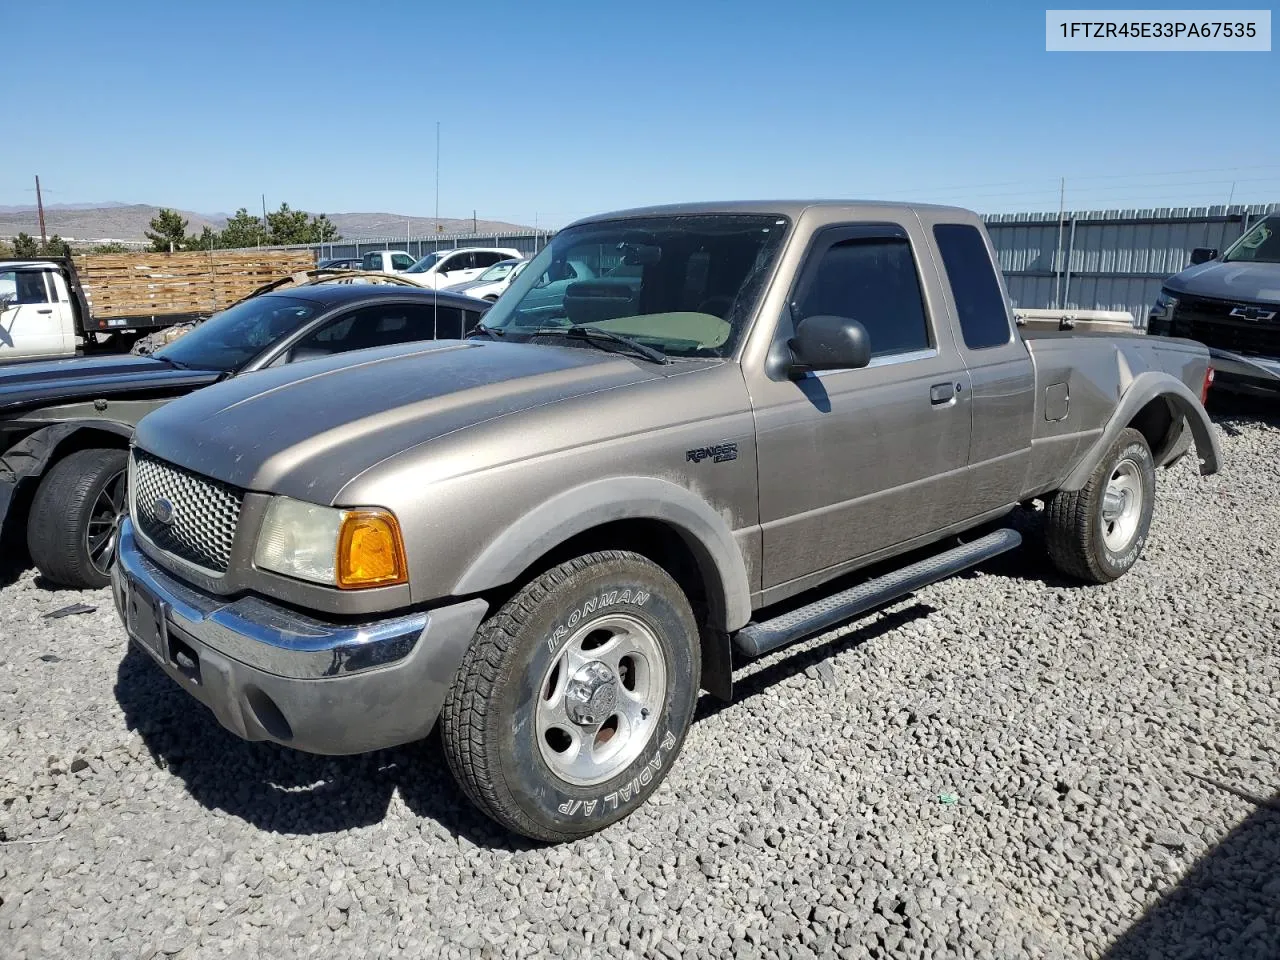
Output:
0,203,533,244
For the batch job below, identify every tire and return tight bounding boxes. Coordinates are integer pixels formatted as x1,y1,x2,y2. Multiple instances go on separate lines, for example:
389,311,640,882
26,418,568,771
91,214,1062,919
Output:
1045,427,1155,584
27,448,129,589
441,551,701,842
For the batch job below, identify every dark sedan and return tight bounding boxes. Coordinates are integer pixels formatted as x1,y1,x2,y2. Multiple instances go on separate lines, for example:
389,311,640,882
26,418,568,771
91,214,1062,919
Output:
0,285,487,588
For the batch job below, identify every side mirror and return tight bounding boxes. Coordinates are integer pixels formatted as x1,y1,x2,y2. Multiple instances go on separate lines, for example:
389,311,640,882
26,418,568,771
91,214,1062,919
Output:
1190,247,1218,265
788,315,871,375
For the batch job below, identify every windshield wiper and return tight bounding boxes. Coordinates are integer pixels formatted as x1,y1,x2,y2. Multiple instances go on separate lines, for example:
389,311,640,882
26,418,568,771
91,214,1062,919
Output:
153,354,191,370
467,323,505,341
526,325,669,365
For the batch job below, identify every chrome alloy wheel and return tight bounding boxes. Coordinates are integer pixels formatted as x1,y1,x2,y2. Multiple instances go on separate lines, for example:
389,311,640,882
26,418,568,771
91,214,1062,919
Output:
535,614,668,787
1100,458,1144,552
86,469,128,577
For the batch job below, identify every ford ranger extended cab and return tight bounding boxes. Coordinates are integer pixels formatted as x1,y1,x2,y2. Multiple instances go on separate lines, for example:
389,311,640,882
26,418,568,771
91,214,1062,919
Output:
112,201,1220,842
1146,213,1280,394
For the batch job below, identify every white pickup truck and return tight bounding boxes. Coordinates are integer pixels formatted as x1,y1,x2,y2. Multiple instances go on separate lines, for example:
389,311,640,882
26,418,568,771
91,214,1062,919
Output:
0,259,94,361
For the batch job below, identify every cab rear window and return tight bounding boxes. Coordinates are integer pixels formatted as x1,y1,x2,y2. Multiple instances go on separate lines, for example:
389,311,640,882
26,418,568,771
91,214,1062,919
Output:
932,224,1011,350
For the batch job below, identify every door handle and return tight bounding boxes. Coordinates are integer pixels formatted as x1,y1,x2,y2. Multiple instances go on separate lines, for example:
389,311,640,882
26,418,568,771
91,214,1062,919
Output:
36,308,53,314
929,382,956,404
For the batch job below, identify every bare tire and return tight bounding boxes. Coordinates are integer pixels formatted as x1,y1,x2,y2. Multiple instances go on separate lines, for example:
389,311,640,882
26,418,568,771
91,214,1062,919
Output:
440,551,700,842
27,448,129,589
1045,428,1155,583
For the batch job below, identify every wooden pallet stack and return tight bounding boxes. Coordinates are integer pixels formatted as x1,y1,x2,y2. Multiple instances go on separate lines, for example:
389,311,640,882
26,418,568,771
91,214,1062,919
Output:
75,249,317,320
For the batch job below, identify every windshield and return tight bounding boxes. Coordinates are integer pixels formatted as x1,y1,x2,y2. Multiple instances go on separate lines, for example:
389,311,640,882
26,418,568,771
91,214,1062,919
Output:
1224,216,1280,263
154,295,320,371
478,260,521,282
481,214,790,358
405,252,444,274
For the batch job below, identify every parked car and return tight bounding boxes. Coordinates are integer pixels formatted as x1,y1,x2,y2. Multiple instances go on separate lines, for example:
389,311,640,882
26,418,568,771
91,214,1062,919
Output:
316,257,364,271
401,247,523,289
0,285,487,588
114,200,1219,841
445,258,527,301
1147,214,1280,394
359,250,417,273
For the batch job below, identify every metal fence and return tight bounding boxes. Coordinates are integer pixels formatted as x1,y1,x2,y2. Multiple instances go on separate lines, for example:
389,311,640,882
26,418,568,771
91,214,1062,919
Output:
280,204,1280,328
302,232,553,263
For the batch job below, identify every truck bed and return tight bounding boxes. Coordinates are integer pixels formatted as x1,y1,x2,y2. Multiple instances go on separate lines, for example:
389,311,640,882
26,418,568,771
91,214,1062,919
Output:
1020,331,1212,498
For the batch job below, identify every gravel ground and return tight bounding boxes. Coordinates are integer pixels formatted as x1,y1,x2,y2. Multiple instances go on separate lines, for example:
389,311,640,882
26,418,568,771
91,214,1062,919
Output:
1,403,1278,960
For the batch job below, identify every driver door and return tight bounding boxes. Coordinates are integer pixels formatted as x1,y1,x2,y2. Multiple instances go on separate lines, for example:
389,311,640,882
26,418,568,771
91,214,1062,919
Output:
746,222,973,595
0,269,64,360
435,252,477,286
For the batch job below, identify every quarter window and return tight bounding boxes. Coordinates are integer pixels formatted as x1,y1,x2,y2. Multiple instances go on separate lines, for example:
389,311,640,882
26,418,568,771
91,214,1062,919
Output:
932,224,1012,350
795,237,930,358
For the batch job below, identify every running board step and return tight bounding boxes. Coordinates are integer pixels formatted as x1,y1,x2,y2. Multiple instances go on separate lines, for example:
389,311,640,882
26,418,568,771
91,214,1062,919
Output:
733,528,1022,658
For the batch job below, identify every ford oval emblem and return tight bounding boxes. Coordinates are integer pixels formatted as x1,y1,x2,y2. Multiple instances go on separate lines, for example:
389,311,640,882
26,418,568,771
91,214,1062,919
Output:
153,497,175,525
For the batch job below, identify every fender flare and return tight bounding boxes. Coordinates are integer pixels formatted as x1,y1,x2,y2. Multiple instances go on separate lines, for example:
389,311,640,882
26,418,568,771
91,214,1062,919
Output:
1059,372,1221,491
451,476,753,632
0,420,134,531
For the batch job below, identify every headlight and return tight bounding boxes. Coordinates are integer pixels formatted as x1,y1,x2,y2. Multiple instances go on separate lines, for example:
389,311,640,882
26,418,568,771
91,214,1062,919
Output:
1150,290,1179,321
254,496,407,589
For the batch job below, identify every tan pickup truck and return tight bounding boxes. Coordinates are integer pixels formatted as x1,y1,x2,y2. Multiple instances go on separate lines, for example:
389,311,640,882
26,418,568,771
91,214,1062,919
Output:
113,201,1220,841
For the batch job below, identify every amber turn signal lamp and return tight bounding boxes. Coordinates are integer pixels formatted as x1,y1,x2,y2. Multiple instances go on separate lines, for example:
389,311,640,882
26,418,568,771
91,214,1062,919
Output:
337,510,408,589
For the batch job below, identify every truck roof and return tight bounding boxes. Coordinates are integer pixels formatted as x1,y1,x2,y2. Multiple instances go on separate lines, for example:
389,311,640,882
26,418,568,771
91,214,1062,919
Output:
0,259,56,270
566,199,978,228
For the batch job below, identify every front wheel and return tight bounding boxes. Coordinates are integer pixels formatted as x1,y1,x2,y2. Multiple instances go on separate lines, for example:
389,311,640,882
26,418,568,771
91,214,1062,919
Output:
1045,427,1155,583
27,448,129,589
440,551,700,841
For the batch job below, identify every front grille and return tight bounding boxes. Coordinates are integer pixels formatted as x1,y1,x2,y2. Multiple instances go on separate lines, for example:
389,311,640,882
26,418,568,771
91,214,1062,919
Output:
1170,294,1280,357
131,450,242,574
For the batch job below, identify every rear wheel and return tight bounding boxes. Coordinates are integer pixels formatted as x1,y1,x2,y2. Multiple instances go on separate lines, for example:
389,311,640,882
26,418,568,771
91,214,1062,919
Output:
27,448,129,589
1045,427,1155,583
440,551,700,842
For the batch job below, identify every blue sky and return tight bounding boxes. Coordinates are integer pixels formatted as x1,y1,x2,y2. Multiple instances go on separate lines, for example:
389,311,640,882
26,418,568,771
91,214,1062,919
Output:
5,0,1277,226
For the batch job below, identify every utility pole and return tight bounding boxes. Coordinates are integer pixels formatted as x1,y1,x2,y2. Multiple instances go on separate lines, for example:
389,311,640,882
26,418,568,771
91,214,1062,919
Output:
1052,177,1066,309
473,209,477,235
435,122,441,235
261,194,268,248
34,175,48,248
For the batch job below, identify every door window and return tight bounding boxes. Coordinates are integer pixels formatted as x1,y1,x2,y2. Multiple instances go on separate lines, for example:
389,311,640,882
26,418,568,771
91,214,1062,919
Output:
361,253,382,271
440,253,474,274
390,253,416,271
290,302,465,359
472,251,506,268
931,224,1012,350
4,271,52,305
794,237,930,359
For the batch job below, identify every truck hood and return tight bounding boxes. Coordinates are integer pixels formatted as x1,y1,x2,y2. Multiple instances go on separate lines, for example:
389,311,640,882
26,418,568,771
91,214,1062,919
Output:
0,354,220,414
443,279,494,295
1165,260,1280,304
133,339,662,503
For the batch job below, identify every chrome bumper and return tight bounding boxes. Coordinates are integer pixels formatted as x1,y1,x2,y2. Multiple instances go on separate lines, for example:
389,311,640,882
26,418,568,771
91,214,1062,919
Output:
112,518,488,754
